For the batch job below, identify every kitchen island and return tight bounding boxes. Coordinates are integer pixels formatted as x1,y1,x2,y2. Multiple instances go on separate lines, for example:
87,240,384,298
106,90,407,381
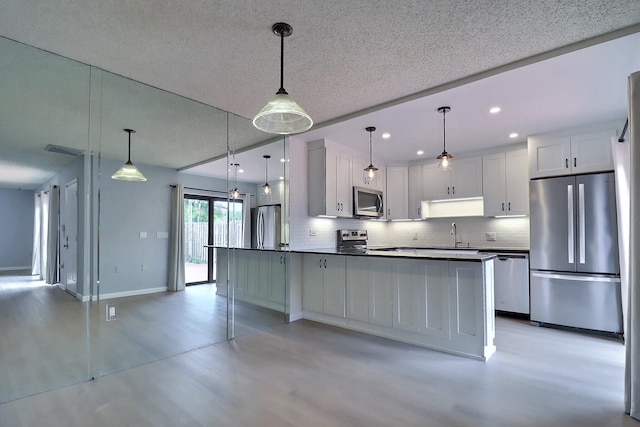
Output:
215,246,496,361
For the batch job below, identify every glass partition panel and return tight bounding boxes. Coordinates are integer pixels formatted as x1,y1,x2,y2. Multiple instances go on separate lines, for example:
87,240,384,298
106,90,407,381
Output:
95,70,232,376
0,37,91,403
225,116,290,339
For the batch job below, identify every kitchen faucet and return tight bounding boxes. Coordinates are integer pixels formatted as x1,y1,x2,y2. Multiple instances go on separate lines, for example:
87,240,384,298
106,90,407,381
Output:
451,222,460,248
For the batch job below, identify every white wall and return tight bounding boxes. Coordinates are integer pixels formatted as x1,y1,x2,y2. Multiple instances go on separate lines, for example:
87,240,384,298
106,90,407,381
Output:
288,135,529,250
0,188,34,269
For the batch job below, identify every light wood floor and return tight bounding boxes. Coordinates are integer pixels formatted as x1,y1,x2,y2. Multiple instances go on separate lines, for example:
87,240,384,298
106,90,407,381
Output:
0,270,285,404
0,309,633,426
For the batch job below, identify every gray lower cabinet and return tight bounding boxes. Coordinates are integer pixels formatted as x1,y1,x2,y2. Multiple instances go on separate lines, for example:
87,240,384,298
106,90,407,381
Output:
302,254,346,317
302,253,496,360
216,249,286,312
346,257,393,327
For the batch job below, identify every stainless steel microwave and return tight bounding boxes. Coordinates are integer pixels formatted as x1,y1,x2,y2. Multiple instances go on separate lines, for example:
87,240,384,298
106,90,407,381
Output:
353,186,384,218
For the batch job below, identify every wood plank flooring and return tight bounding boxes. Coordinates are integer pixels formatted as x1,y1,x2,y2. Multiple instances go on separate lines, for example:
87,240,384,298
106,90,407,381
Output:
0,270,285,404
0,313,632,426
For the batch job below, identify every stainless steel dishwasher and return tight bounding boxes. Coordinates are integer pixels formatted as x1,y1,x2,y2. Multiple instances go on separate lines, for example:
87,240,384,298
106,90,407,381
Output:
491,252,530,315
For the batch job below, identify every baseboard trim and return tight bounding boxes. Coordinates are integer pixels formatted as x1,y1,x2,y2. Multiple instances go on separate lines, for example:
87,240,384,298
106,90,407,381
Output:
0,266,31,271
91,287,168,301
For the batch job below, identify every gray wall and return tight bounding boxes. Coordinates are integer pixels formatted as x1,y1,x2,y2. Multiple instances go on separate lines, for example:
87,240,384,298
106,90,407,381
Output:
98,158,257,297
0,188,34,269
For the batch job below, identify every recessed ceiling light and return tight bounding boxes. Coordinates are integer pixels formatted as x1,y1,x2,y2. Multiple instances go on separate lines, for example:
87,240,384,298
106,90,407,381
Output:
509,133,519,138
382,133,391,139
417,150,424,155
489,106,501,114
238,169,244,173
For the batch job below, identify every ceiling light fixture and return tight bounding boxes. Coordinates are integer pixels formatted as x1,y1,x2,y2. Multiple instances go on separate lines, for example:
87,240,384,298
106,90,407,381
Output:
261,155,271,195
253,22,313,135
436,106,453,171
111,129,147,181
417,150,424,155
489,106,501,114
382,133,391,139
509,132,519,138
364,126,378,180
229,163,241,199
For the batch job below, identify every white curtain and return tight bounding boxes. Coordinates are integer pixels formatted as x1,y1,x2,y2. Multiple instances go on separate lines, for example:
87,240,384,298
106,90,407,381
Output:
168,184,185,292
31,193,42,276
45,185,60,284
613,137,630,336
626,70,640,420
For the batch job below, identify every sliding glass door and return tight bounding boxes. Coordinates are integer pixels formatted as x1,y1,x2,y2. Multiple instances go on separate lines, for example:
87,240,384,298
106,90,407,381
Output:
184,195,243,285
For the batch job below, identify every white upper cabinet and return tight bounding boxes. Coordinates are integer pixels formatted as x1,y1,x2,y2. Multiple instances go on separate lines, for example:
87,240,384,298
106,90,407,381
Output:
528,128,616,178
408,165,423,219
352,157,385,191
482,149,529,217
385,166,408,220
422,156,483,200
308,141,353,217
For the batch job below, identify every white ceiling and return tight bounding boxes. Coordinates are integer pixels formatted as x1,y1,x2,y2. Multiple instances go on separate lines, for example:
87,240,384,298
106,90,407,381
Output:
0,1,639,186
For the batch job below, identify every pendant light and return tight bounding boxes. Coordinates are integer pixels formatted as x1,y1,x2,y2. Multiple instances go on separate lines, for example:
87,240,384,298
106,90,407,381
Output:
253,22,313,135
436,106,453,171
261,155,272,195
363,126,378,180
111,129,147,181
229,163,241,199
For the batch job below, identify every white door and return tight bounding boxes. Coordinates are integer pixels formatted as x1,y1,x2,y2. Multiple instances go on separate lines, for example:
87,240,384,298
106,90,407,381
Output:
62,180,78,295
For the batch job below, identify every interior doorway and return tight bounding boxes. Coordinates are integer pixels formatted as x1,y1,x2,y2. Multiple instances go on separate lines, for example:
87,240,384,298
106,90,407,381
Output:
61,179,78,296
183,195,244,285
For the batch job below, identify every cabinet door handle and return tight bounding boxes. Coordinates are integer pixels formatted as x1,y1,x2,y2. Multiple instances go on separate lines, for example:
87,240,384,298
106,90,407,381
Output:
452,186,455,194
418,207,421,216
574,157,577,168
337,202,340,211
565,158,569,168
447,187,450,195
501,202,505,211
324,259,327,269
319,259,322,268
387,208,390,216
508,202,511,211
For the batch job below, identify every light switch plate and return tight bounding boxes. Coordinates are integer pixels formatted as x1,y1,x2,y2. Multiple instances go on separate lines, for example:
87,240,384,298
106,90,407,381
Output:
485,232,497,241
309,229,316,237
106,304,116,321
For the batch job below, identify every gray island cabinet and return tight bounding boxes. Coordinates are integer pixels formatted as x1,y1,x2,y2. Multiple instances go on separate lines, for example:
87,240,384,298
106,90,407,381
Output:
301,251,496,361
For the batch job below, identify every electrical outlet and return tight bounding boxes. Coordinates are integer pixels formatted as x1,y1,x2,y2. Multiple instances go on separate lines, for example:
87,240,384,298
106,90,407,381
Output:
142,264,147,271
412,232,418,240
485,232,497,241
115,265,119,273
106,304,116,321
309,229,317,237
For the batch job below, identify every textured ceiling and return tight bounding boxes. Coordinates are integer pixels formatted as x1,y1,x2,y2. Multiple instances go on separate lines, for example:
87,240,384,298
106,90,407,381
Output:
0,1,639,188
1,0,639,125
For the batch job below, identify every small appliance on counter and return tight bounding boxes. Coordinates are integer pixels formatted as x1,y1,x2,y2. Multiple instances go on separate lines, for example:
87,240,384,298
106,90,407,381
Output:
337,229,368,254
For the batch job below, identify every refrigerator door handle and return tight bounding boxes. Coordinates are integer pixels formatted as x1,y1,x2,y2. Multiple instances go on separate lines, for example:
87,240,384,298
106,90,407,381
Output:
531,271,620,283
257,211,264,248
567,184,574,264
578,183,586,264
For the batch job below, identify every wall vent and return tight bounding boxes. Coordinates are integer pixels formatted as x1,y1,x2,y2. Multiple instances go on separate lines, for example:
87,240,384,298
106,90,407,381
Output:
44,144,84,156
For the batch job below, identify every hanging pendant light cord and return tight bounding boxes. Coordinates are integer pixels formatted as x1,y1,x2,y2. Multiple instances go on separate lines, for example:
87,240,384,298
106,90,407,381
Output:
277,30,286,95
369,132,373,164
127,132,132,162
442,110,447,153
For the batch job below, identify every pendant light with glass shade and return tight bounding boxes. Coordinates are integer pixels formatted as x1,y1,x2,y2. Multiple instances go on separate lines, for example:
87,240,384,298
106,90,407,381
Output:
253,22,313,135
111,129,147,181
229,163,241,199
436,106,453,171
261,155,272,195
363,126,378,180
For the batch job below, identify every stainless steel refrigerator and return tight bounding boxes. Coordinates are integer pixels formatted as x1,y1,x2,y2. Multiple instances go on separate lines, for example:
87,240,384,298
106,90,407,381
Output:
529,172,623,334
251,205,281,249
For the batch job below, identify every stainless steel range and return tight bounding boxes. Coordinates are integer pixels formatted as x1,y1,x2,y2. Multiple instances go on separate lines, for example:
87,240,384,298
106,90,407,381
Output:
337,229,368,254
